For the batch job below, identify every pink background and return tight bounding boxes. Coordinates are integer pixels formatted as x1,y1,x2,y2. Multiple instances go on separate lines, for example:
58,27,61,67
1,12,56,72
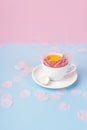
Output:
0,0,87,43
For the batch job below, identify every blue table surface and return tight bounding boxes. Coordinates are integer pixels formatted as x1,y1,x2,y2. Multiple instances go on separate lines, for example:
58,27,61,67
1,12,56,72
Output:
0,43,87,130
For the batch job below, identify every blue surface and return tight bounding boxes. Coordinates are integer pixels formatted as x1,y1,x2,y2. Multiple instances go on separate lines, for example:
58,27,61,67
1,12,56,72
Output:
0,43,87,130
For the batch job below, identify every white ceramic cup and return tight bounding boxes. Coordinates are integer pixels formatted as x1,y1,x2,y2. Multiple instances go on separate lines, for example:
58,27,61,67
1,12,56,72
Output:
42,55,76,81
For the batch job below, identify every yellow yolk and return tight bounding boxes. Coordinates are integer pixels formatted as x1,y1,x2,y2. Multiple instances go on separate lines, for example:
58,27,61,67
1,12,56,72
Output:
47,54,63,61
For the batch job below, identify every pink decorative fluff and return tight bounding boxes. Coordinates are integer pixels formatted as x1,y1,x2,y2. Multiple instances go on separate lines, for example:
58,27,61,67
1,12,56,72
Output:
59,102,70,111
77,111,87,122
57,88,66,95
2,81,13,88
71,89,81,96
14,61,27,70
1,94,13,108
50,93,60,101
20,89,31,98
83,92,87,98
1,98,13,108
34,90,49,101
23,67,33,76
2,94,12,99
13,76,22,82
0,89,3,95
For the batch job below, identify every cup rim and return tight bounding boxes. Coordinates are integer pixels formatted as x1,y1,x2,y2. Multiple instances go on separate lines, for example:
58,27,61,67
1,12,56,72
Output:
42,61,69,69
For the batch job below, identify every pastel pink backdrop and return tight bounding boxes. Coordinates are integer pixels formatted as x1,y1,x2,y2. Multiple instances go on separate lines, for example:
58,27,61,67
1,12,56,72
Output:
0,0,87,43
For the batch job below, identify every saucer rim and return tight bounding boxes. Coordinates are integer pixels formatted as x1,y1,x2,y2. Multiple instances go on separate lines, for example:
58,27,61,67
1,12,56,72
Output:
32,65,78,89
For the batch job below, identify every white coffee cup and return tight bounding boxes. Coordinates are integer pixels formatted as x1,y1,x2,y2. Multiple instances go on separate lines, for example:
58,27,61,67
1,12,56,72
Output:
42,54,76,81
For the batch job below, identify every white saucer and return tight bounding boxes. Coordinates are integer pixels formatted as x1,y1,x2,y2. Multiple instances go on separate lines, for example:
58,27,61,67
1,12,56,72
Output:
32,65,78,89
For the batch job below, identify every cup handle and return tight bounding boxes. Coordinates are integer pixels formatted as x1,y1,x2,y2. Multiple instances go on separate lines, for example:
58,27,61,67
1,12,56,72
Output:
66,64,77,75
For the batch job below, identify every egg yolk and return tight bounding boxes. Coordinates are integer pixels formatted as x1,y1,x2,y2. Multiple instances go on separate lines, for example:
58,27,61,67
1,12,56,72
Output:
47,54,63,61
